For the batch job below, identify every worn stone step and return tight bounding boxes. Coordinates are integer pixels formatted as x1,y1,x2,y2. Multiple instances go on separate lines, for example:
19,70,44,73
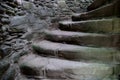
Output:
43,30,114,47
19,54,119,80
59,18,120,33
32,40,120,63
72,0,120,21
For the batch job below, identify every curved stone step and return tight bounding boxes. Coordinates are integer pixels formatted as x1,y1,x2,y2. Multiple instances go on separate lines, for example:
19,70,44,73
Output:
19,54,119,80
59,18,120,33
32,40,120,63
72,0,120,21
43,30,113,47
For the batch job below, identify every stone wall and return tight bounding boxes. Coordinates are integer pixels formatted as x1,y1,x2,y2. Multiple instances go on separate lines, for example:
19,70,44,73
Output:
0,0,93,55
0,0,93,46
0,0,93,79
0,0,93,47
30,0,93,22
20,0,92,28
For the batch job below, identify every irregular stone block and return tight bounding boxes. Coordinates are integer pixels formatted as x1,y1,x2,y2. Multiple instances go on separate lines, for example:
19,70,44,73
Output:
59,18,120,33
19,54,119,80
43,30,114,47
32,40,120,63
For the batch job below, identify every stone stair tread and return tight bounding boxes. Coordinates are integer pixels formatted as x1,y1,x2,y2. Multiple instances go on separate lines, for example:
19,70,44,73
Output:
59,18,120,33
43,29,113,47
44,29,107,37
19,54,117,80
32,40,120,63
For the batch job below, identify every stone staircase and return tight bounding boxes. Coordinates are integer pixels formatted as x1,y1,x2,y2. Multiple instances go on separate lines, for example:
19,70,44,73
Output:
19,14,120,79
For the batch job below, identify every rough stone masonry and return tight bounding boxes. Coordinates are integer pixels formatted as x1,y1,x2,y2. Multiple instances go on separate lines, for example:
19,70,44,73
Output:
0,0,93,79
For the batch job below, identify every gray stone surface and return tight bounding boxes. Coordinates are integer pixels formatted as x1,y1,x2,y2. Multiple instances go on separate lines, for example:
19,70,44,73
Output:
1,65,16,80
32,40,120,63
10,15,27,27
59,18,120,33
43,30,113,47
19,54,116,80
2,0,119,80
0,45,11,58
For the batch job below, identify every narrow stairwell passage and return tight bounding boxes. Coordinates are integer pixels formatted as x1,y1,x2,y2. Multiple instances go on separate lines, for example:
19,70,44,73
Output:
18,5,120,80
19,17,120,80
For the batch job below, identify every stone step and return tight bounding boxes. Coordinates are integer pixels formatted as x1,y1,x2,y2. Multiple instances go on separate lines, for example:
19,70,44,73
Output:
43,30,114,47
32,40,120,63
19,54,119,80
59,18,120,33
72,0,120,21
